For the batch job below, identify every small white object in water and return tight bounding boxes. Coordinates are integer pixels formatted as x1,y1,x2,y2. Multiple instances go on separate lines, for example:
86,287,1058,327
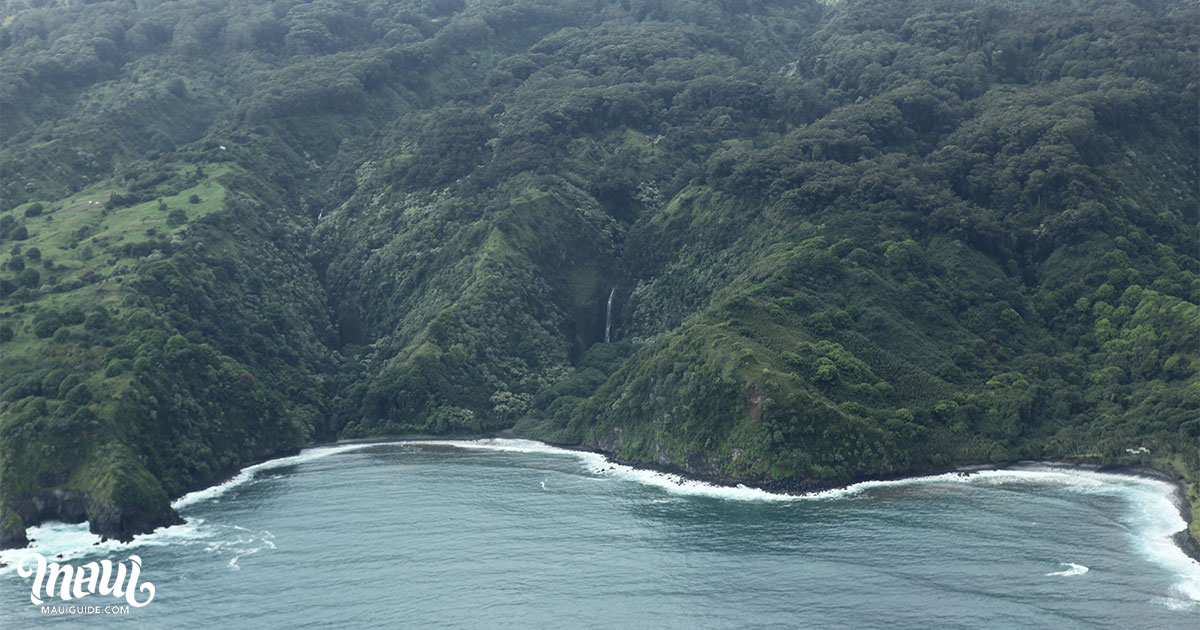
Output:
1046,562,1089,576
540,480,546,489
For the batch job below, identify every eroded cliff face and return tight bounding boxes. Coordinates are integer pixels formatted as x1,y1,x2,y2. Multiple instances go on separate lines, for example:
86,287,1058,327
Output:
1,490,182,549
0,487,90,549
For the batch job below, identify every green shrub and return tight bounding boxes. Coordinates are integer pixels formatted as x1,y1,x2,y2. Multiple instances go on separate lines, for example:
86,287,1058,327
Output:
105,358,131,377
15,268,39,287
85,307,111,330
65,382,92,405
33,318,59,338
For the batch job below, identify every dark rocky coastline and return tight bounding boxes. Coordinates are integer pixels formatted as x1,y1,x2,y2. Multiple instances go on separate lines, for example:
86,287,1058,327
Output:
4,434,1196,566
0,445,301,551
557,437,1200,562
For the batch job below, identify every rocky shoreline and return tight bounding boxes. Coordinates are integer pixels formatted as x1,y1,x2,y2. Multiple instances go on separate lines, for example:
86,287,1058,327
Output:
530,435,1200,563
4,433,1197,566
0,444,300,551
1090,463,1200,563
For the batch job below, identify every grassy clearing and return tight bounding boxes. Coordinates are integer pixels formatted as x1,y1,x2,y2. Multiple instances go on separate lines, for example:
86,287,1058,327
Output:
0,162,236,368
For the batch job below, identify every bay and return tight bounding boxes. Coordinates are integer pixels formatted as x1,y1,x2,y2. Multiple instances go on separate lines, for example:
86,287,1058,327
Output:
2,439,1197,628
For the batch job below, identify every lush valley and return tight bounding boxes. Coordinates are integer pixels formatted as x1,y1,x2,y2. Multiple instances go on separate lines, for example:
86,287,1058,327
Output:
0,0,1196,549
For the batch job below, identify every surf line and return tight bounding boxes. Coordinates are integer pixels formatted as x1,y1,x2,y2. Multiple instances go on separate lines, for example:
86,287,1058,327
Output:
6,436,1196,609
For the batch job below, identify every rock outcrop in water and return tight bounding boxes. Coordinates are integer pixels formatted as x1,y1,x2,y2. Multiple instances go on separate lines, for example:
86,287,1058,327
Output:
86,501,186,544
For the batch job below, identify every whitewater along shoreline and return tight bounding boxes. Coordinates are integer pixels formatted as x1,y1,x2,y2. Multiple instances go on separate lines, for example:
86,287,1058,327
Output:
4,431,1197,565
1090,463,1200,563
198,431,1200,563
543,439,1200,563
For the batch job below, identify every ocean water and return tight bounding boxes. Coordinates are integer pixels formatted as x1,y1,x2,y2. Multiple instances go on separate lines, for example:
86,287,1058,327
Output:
1,439,1197,628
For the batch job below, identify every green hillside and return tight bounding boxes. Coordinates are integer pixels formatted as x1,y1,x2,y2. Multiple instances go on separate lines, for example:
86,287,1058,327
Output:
1,0,1196,549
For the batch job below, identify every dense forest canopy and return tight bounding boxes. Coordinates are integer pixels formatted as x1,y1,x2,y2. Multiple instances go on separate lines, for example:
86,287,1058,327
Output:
0,0,1196,549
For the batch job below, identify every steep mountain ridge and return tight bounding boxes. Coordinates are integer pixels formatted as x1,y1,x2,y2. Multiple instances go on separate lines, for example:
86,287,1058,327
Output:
0,0,1196,548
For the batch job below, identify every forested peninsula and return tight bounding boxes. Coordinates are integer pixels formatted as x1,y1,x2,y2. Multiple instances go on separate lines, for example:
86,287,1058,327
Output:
1,0,1196,550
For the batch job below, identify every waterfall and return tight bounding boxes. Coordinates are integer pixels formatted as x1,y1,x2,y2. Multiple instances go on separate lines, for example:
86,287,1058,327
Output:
604,287,615,343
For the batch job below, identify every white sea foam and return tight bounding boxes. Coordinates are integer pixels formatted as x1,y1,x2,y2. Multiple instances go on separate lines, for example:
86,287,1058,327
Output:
409,439,1200,610
1113,471,1200,610
1046,562,1089,576
0,443,374,575
413,438,575,456
0,517,211,576
412,439,794,501
171,442,377,510
405,441,1140,505
4,437,1197,612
